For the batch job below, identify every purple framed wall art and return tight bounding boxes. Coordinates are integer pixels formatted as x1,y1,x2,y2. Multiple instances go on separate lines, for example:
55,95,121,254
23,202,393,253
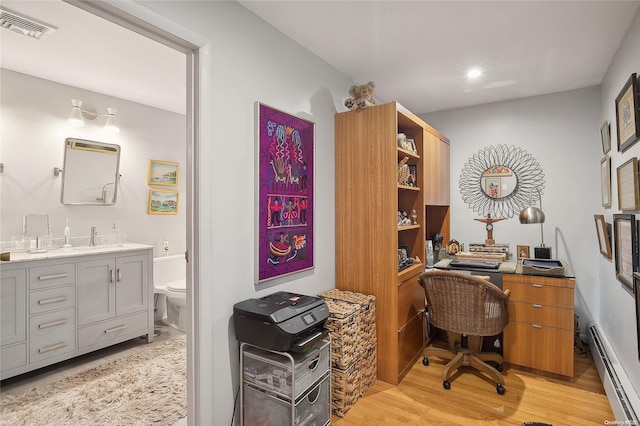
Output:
256,103,314,283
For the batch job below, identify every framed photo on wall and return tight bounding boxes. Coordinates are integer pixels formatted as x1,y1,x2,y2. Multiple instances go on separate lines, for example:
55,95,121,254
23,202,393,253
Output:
613,214,638,291
255,102,315,283
148,189,179,215
616,157,640,211
601,155,611,208
615,73,640,152
600,121,611,154
147,159,179,186
594,214,612,260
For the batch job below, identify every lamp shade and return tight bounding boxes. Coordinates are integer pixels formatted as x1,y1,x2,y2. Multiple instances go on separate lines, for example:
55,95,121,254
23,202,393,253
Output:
103,108,119,134
67,99,84,127
519,206,545,224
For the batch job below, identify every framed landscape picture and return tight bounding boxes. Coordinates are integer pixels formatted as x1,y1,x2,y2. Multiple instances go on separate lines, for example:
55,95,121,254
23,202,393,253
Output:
148,159,179,186
148,189,179,215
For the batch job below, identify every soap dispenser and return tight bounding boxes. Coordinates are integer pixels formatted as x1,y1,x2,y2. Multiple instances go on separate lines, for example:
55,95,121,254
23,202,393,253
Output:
63,218,72,248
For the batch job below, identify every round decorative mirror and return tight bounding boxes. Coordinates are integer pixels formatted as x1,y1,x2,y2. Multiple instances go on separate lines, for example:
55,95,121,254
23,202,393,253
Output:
459,145,545,219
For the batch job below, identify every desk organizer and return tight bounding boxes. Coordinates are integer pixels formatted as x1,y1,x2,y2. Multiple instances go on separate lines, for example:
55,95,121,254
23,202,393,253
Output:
521,258,565,277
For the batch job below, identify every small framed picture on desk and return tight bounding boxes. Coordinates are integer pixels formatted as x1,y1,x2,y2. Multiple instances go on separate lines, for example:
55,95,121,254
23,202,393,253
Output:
516,245,529,260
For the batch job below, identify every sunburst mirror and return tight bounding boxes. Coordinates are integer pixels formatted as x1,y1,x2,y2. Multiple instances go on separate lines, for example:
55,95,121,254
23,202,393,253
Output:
459,144,545,219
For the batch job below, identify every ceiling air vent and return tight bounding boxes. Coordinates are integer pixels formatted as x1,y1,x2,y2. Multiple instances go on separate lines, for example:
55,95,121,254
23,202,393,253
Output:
0,8,57,40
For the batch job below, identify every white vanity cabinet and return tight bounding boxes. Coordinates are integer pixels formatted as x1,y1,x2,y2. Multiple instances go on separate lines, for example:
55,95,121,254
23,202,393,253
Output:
77,253,150,350
0,243,153,380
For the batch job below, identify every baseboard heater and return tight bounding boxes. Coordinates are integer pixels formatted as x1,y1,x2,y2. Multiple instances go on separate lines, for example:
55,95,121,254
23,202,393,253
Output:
588,322,639,423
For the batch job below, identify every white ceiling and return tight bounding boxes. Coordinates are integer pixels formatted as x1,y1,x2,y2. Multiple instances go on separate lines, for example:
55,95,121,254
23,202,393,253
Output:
1,1,638,116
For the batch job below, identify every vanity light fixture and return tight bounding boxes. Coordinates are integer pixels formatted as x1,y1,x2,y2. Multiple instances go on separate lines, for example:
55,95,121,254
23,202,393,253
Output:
519,187,551,259
67,99,120,133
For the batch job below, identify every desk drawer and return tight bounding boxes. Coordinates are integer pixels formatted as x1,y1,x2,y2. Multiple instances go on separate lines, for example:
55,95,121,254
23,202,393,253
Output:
504,321,573,377
507,301,573,330
504,281,573,308
29,263,75,289
30,285,76,315
398,273,425,326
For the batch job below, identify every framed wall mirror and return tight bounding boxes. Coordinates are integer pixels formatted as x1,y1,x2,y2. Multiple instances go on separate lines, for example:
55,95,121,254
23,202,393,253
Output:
459,144,545,219
60,138,121,206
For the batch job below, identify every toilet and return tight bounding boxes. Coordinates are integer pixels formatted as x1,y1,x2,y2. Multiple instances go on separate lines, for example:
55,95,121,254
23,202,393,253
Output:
153,254,187,332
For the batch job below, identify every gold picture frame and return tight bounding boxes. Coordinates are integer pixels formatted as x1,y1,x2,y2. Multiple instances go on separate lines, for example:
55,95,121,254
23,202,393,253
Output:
516,245,530,260
594,214,612,260
147,189,179,215
147,159,179,186
617,157,640,211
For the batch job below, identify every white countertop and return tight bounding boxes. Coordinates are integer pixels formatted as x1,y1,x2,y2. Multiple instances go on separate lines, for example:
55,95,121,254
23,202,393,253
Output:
2,242,153,264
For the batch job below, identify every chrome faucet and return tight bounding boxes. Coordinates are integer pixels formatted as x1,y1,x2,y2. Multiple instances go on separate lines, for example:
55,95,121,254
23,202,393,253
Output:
89,227,99,247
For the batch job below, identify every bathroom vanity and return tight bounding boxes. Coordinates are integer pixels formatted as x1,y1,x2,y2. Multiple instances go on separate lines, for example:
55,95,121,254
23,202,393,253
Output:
0,243,153,380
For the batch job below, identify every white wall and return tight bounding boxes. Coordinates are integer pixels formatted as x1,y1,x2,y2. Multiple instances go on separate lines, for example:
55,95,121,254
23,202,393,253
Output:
132,1,352,424
598,9,640,395
0,69,187,258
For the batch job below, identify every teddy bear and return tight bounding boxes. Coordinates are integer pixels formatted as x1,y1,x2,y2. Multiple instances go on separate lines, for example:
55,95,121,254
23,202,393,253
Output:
344,81,376,110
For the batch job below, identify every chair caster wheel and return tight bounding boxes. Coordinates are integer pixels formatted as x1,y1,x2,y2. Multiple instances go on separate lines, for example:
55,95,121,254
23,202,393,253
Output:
422,357,429,366
496,363,503,372
496,384,505,395
443,380,451,390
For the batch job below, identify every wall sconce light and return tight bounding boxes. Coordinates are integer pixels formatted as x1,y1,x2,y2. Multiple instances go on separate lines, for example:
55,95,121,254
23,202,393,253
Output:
519,187,552,259
67,99,120,133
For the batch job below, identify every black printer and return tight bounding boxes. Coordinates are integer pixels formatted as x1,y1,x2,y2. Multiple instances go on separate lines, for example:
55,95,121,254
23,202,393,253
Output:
233,291,329,353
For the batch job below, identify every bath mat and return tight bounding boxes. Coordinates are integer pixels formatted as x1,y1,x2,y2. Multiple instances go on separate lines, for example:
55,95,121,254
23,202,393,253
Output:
1,335,186,426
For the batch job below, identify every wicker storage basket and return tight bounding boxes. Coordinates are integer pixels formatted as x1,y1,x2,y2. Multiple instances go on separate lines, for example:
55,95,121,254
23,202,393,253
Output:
323,298,362,369
330,362,360,417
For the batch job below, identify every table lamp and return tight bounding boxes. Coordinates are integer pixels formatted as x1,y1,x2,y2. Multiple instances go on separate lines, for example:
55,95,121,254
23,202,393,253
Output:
519,188,552,259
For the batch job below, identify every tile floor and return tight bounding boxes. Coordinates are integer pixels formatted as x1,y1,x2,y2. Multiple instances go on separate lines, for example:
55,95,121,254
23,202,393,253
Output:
1,321,187,424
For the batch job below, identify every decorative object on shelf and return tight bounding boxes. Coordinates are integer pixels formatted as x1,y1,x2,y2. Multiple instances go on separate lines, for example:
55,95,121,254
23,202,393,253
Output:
616,157,640,211
615,73,640,152
397,156,410,185
411,209,418,225
407,165,417,187
600,121,611,154
613,214,637,291
474,213,504,245
147,159,178,186
459,144,545,219
148,189,179,215
432,233,444,250
516,245,530,260
601,155,612,208
519,187,551,259
397,133,417,154
344,81,376,110
594,214,612,260
446,239,461,255
397,210,412,226
256,103,314,283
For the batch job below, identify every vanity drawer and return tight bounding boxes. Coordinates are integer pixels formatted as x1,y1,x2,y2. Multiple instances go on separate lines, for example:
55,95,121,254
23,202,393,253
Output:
30,331,76,363
1,343,27,373
30,307,76,340
29,263,76,289
504,281,573,309
29,285,76,315
507,301,573,330
78,311,148,349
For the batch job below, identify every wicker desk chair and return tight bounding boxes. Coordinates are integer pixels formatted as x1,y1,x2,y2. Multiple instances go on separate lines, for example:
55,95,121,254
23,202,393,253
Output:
418,270,511,394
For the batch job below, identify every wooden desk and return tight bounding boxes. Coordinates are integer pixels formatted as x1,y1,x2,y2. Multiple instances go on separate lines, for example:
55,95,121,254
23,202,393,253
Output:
502,273,575,379
433,260,575,379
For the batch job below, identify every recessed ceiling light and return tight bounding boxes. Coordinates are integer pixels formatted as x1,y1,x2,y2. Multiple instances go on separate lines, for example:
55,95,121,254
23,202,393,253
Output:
467,68,482,79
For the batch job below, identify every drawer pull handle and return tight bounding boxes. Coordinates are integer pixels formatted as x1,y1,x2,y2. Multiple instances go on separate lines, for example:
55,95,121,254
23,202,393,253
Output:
105,324,127,334
39,296,67,305
38,273,68,281
39,319,68,329
532,284,543,288
39,342,68,353
110,269,115,283
117,269,122,282
532,304,543,308
532,324,543,329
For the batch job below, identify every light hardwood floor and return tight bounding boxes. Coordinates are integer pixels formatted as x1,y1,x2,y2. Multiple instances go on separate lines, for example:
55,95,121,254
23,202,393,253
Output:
332,345,614,426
